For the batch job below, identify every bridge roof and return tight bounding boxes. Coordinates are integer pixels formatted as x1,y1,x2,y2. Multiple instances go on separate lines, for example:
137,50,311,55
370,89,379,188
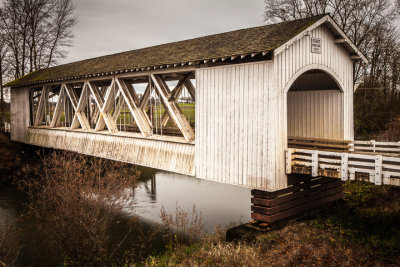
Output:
5,14,365,88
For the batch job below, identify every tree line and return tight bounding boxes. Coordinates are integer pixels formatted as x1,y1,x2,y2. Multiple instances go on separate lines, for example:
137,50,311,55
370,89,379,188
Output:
0,0,77,121
265,0,400,138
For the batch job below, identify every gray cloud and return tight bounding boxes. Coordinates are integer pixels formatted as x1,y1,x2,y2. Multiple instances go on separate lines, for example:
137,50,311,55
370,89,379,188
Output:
66,0,265,63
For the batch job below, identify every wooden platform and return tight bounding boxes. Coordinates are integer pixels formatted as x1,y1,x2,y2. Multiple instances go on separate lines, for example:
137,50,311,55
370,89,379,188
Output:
251,176,344,223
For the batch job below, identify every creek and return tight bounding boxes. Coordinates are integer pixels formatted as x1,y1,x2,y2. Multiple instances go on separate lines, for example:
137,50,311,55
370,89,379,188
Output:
0,166,250,265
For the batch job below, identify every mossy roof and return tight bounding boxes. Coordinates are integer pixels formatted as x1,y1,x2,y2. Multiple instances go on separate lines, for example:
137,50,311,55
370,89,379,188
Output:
6,14,327,88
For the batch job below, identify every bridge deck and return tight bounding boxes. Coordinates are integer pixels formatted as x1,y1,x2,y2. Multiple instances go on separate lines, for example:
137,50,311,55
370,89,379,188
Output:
286,139,400,186
26,127,195,176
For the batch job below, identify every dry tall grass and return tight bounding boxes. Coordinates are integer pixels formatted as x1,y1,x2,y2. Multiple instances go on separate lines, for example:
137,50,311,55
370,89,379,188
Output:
0,220,19,266
18,150,140,265
144,182,400,266
160,204,204,244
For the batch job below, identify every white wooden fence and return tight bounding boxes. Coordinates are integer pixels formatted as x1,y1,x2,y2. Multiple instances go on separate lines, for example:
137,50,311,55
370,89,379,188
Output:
351,140,400,156
286,148,400,186
3,122,10,133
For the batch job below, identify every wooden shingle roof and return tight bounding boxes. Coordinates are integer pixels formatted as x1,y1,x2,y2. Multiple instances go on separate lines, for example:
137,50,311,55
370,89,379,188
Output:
6,15,329,87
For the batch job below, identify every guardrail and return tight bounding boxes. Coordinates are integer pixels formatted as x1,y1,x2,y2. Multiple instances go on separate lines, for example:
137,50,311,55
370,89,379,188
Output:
288,137,400,157
351,140,400,156
286,148,400,186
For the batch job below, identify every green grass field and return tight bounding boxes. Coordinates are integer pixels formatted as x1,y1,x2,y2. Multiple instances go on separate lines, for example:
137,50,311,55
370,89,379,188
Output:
40,103,196,129
116,103,195,128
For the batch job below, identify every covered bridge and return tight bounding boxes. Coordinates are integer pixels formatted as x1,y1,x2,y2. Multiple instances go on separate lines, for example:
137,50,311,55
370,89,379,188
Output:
8,14,400,223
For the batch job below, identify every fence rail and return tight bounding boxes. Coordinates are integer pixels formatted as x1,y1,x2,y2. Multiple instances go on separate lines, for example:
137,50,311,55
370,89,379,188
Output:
351,140,400,156
288,137,400,157
286,148,400,186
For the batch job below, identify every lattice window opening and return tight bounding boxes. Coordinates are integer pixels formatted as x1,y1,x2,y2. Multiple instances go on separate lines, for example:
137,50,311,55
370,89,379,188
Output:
68,83,91,130
87,81,112,130
110,75,196,139
28,72,196,142
151,76,195,137
31,85,62,127
112,80,147,133
29,87,42,126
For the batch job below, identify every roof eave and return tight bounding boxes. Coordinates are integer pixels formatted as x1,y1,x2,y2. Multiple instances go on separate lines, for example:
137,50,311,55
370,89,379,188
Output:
5,51,274,89
274,15,368,64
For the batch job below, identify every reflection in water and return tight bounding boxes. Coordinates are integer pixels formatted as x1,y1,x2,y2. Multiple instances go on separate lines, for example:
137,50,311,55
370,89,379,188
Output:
130,167,251,232
0,167,251,265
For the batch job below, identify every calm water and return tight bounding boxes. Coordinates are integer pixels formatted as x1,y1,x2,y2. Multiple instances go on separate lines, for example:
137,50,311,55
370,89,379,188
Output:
0,166,251,265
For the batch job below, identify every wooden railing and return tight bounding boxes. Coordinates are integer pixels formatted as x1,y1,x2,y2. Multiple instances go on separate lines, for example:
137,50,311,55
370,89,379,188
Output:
288,137,400,157
286,148,400,186
288,136,351,152
351,140,400,156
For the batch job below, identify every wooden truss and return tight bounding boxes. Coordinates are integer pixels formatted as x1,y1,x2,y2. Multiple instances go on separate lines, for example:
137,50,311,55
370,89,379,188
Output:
151,74,195,142
33,73,196,142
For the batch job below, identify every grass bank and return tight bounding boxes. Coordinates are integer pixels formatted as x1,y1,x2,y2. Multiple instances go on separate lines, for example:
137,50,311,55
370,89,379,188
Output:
143,182,400,266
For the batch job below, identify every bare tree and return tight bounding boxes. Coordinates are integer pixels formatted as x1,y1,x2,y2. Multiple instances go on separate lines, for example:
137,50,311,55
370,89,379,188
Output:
0,7,9,122
265,0,400,138
264,0,397,83
0,0,77,79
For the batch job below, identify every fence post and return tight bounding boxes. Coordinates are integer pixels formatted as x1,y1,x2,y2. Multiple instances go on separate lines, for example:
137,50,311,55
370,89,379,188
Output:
371,140,376,153
311,151,318,177
4,122,10,133
374,155,383,185
285,149,293,174
349,169,355,181
341,153,349,181
383,172,390,185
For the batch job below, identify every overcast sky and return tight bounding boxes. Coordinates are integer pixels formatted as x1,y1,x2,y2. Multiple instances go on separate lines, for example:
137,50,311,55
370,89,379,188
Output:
66,0,266,63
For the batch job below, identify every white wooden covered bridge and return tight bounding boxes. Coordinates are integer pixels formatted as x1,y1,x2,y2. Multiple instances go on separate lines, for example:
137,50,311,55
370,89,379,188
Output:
6,14,400,223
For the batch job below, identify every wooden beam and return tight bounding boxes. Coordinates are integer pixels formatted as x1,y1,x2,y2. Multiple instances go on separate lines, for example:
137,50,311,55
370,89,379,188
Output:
116,78,153,137
139,84,151,110
112,94,125,121
184,80,196,101
70,83,91,130
88,81,118,132
35,66,196,88
350,55,362,60
167,73,191,101
91,85,108,124
334,38,346,44
33,85,49,126
49,85,66,127
161,74,191,126
64,84,79,110
128,83,140,105
151,74,195,142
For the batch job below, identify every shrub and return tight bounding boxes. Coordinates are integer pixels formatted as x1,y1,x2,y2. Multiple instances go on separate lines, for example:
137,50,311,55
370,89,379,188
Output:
0,219,19,266
160,204,205,245
19,150,139,265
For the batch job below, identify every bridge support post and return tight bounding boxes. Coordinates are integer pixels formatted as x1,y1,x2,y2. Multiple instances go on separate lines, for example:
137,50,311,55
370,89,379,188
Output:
251,175,344,224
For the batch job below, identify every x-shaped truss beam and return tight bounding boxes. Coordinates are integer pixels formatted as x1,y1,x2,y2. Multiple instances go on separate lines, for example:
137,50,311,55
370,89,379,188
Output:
151,74,195,142
64,83,91,130
115,78,153,136
34,85,50,126
88,80,118,132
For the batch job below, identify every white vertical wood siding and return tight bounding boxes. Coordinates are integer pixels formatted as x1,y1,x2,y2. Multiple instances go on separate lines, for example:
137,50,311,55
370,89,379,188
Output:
11,87,30,142
287,90,343,140
26,128,195,175
273,24,354,190
196,62,275,190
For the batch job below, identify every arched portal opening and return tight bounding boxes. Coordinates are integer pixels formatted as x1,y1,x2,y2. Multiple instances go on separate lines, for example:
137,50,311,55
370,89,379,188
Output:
287,69,344,141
